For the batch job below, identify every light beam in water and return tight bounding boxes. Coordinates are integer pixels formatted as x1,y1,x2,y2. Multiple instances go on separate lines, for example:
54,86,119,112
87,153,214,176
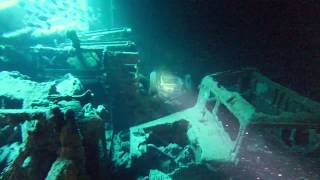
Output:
0,0,18,10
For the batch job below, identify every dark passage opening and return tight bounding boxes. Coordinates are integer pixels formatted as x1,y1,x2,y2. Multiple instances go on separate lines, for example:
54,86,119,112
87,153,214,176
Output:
216,104,240,141
0,96,23,109
144,119,190,147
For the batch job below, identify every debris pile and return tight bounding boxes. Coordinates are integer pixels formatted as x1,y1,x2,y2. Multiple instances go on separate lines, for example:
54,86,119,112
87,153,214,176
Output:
0,69,319,179
0,72,108,180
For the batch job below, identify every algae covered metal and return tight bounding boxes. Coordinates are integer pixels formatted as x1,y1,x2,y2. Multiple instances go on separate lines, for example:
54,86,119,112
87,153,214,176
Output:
113,68,320,178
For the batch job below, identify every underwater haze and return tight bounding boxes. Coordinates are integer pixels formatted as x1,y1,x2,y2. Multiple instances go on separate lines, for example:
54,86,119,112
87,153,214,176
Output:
0,0,319,179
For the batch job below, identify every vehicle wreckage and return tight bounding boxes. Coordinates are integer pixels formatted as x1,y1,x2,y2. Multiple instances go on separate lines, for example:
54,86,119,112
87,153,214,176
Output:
111,68,320,179
1,66,319,179
0,27,320,179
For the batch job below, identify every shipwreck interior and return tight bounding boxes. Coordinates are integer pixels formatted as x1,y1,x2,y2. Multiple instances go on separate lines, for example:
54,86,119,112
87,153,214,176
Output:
0,0,320,180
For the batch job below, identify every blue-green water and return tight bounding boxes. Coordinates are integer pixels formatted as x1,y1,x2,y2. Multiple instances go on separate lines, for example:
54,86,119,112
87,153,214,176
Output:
0,1,319,179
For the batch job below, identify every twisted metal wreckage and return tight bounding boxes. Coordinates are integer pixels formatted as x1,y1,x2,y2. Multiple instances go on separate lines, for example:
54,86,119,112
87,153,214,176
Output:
0,28,320,179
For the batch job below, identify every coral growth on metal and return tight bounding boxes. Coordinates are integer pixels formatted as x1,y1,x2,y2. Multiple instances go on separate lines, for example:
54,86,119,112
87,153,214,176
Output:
114,68,320,178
